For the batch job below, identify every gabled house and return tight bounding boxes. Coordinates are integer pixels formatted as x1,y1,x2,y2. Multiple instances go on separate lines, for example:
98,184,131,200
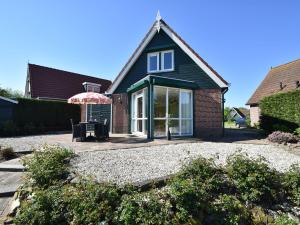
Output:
247,59,300,126
229,107,247,127
25,63,112,101
24,63,112,122
107,14,229,139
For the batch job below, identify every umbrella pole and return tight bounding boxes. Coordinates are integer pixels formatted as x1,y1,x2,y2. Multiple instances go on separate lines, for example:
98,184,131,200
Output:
86,104,88,122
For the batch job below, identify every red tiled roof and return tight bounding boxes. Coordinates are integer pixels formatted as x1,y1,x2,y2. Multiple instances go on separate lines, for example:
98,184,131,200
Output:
28,64,112,100
247,59,300,105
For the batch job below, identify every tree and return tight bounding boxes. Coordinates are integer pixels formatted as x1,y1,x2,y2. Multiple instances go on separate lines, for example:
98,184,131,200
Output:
224,107,231,122
0,85,23,98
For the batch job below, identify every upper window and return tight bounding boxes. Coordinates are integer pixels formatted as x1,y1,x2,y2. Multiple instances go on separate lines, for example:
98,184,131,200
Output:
162,50,174,71
83,82,101,93
147,50,174,73
147,52,159,72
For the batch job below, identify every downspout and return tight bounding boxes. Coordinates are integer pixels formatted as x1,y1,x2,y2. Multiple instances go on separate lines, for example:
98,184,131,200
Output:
221,87,228,136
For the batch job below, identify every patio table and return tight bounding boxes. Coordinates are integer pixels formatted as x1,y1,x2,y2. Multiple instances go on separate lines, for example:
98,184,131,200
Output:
80,121,102,139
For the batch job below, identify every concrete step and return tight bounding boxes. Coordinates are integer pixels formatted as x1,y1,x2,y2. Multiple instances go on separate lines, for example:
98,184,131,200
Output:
0,164,25,172
0,159,26,172
0,184,19,197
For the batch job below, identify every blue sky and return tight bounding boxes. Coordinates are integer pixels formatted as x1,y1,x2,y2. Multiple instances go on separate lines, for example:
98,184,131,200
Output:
0,0,299,107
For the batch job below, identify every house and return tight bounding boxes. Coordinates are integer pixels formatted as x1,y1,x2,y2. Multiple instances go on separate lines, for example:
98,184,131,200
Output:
25,63,112,122
0,96,18,123
228,107,247,127
247,59,300,126
107,14,229,139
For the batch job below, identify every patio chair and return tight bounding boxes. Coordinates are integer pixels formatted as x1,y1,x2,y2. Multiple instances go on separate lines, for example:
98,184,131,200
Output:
71,120,86,142
94,120,109,141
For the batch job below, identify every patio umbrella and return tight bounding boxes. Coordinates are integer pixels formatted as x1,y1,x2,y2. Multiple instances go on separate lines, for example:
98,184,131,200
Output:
68,92,112,105
68,92,112,121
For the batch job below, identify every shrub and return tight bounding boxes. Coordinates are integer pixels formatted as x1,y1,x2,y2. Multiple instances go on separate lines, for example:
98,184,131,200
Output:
260,90,300,133
275,214,298,225
267,131,299,144
207,194,250,225
117,190,172,225
14,185,68,225
23,145,74,188
175,157,220,182
226,154,283,205
0,146,17,160
0,98,80,137
282,164,300,206
272,124,294,133
294,127,300,137
0,120,18,136
250,206,275,225
65,181,123,225
168,178,209,223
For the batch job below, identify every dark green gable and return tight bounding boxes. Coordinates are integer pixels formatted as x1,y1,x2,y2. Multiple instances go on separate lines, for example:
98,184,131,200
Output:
114,30,220,93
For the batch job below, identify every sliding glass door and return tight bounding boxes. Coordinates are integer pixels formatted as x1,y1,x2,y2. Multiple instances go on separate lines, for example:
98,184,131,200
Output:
153,86,193,137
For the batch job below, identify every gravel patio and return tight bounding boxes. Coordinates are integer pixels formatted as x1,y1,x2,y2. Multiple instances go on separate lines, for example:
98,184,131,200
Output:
71,142,300,185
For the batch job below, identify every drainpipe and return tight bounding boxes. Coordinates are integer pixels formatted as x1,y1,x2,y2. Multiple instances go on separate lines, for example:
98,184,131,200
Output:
221,87,228,136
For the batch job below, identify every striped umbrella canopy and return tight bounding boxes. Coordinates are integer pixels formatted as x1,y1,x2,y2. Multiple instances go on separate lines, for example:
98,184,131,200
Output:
68,92,112,104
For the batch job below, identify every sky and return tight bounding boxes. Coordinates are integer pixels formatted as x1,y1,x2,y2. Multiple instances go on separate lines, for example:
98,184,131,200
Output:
0,0,300,107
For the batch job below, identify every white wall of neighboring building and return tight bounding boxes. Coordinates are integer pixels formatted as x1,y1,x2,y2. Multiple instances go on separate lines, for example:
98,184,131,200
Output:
250,105,261,126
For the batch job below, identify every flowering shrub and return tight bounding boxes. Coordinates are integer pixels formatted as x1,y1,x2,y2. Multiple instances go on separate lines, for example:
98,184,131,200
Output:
267,131,299,144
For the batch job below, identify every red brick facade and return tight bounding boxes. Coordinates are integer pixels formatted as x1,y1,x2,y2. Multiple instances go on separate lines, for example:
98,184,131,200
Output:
194,89,223,137
111,93,129,133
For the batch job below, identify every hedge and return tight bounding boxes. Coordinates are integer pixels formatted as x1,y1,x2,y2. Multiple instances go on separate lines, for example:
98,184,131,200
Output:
260,90,300,132
0,98,80,136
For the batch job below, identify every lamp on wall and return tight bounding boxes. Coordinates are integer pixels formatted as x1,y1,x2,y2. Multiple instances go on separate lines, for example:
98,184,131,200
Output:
118,95,122,104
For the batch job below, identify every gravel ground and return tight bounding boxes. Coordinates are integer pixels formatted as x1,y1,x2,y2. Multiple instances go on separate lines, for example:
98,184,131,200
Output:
71,142,300,185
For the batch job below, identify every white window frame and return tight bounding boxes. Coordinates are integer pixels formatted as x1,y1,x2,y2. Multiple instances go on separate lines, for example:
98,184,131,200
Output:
147,52,160,73
153,86,193,137
131,88,148,136
161,50,174,71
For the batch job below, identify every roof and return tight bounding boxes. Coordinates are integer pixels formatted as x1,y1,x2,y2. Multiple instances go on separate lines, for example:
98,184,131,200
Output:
27,64,112,100
107,17,228,94
247,59,300,105
231,107,246,118
0,96,18,104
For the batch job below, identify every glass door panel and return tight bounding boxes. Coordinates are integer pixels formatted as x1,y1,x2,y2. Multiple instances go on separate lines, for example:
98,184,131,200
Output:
168,88,179,118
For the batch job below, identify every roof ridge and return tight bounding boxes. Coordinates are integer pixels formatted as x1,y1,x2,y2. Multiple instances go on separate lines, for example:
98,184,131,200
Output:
28,63,111,82
271,58,300,70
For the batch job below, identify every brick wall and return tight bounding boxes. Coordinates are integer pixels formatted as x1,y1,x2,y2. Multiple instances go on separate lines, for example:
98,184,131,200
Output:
250,105,260,127
111,93,129,133
194,89,223,137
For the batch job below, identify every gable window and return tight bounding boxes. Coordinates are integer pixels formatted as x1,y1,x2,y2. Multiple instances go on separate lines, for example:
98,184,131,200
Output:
147,52,159,72
162,50,174,71
147,50,174,73
82,82,101,93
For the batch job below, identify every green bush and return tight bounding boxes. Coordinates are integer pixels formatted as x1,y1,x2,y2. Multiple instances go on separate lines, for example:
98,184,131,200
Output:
65,181,123,225
260,90,300,133
294,127,300,137
275,214,298,225
117,190,172,225
282,164,300,206
14,185,68,225
272,124,294,133
226,154,283,205
208,194,250,225
23,145,74,188
0,98,80,137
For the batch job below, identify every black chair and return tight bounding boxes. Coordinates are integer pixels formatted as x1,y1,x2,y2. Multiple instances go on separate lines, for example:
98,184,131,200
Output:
94,120,109,141
71,119,86,142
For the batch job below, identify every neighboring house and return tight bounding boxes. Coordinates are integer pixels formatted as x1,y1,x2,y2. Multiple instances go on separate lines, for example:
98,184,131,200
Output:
0,96,18,123
229,107,247,127
25,63,112,122
247,59,300,126
107,14,229,139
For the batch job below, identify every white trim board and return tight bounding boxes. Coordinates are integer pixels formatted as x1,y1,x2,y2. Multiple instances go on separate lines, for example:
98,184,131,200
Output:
0,96,18,104
107,19,228,94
